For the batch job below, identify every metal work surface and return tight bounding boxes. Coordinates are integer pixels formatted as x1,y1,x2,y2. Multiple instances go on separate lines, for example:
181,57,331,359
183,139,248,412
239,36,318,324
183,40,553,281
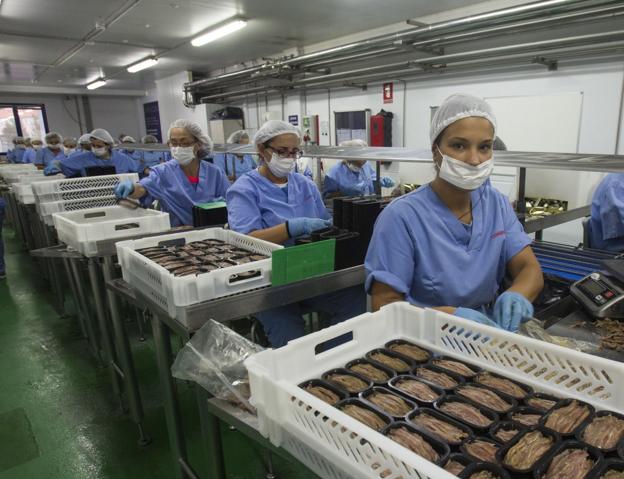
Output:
523,204,591,234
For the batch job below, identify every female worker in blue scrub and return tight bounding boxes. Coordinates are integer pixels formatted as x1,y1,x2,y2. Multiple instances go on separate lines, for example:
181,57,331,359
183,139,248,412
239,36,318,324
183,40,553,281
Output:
365,94,543,332
50,129,137,177
114,119,230,227
23,138,42,163
213,130,257,182
7,137,26,163
323,139,395,197
227,120,366,347
36,132,65,169
588,174,624,251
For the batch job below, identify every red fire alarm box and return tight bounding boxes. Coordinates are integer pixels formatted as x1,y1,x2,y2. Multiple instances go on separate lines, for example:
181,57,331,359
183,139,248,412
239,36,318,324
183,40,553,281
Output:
383,83,393,103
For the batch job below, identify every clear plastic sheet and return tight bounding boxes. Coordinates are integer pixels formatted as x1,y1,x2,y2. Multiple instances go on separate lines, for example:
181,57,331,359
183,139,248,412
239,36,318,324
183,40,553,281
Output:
520,318,600,354
171,319,264,413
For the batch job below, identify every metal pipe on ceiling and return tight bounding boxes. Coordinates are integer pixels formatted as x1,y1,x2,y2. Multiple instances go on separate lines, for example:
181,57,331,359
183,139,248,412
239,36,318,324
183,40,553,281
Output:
185,0,605,91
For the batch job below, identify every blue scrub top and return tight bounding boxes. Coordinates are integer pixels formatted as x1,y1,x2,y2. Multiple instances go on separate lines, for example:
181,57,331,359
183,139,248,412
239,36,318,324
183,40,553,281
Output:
589,173,624,252
213,153,256,180
227,169,330,245
23,149,36,164
58,151,138,177
35,147,65,167
8,148,27,163
139,159,230,227
365,183,531,310
323,161,376,197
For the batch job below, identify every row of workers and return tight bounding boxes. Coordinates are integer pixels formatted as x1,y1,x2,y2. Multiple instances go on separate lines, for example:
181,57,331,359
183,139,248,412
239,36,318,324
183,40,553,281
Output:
110,94,543,347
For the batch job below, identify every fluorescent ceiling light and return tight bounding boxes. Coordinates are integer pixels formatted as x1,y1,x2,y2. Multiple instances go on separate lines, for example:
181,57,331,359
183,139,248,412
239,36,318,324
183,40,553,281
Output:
191,19,247,47
127,57,158,73
86,78,106,90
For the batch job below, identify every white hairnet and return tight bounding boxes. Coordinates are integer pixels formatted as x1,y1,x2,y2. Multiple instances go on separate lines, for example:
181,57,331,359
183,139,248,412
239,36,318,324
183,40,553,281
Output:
64,137,77,145
90,128,115,145
430,93,496,145
121,136,136,143
142,134,158,143
339,139,368,147
168,119,213,152
44,132,63,143
253,120,301,146
78,134,91,145
227,130,250,144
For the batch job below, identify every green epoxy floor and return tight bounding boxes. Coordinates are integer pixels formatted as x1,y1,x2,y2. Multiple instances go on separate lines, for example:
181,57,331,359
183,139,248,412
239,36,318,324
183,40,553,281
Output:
0,226,318,479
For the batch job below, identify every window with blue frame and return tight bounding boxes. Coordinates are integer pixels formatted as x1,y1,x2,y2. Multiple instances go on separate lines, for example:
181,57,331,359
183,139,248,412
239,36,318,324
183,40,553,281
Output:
0,104,49,153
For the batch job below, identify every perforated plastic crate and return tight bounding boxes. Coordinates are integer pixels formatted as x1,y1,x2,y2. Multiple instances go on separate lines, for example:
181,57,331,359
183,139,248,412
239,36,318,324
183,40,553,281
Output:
53,206,170,257
13,183,35,204
116,228,283,323
32,173,138,202
246,302,624,479
39,196,118,226
3,169,44,184
0,163,36,179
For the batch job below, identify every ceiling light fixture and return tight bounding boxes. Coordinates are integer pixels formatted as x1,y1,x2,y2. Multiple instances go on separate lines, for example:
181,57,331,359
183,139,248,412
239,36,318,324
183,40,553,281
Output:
86,78,106,90
127,56,158,73
191,18,247,47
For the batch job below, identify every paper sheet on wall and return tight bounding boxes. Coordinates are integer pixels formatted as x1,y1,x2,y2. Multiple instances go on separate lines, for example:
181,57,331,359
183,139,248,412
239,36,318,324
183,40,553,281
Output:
336,129,352,144
351,129,368,142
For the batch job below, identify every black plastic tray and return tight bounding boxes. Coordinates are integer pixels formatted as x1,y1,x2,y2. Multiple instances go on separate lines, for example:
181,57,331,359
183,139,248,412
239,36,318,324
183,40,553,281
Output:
297,378,348,406
454,383,518,414
540,398,596,437
576,410,624,454
496,425,561,476
533,439,603,479
360,386,418,420
334,397,393,432
489,421,527,445
408,407,475,447
434,395,499,432
429,355,481,379
344,358,395,385
384,339,432,364
590,458,624,479
321,368,373,396
387,374,445,407
365,348,415,374
523,392,561,413
507,406,545,428
460,436,501,464
473,371,533,400
442,452,473,477
460,462,511,479
381,420,450,467
413,364,466,391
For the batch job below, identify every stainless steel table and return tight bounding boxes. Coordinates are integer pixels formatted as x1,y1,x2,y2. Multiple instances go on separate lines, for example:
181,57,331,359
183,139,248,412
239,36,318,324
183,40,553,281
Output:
105,265,365,479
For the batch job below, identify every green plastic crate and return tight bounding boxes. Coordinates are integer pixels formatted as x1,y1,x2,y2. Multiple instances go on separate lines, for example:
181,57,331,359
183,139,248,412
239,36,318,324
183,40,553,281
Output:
195,200,227,210
271,239,336,286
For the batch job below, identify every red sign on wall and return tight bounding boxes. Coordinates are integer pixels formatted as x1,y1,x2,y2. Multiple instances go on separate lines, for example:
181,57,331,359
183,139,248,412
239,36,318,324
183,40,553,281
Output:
383,82,393,103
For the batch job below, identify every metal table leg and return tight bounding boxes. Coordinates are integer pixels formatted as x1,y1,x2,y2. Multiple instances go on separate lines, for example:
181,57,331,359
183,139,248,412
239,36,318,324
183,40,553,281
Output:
63,257,88,339
70,257,101,363
102,256,151,446
87,258,123,405
41,223,66,315
151,314,199,479
196,387,226,479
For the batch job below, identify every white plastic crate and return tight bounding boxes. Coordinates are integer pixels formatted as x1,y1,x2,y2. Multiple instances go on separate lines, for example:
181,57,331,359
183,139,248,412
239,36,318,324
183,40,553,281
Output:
116,228,283,323
3,169,44,184
32,173,138,202
39,195,118,225
246,302,624,479
53,206,171,257
0,163,36,178
13,183,35,204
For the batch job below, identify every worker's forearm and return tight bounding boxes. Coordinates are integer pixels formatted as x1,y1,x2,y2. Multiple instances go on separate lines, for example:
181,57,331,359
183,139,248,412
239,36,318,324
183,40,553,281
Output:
507,263,544,302
129,183,146,200
371,281,405,311
248,223,290,245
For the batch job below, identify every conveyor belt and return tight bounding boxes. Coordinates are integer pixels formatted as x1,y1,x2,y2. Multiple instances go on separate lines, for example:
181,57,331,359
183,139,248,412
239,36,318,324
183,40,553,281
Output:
533,241,620,281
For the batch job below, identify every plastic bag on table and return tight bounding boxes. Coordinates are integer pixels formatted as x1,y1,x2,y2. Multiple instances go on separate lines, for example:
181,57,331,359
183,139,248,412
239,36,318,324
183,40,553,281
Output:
171,319,264,413
519,318,600,354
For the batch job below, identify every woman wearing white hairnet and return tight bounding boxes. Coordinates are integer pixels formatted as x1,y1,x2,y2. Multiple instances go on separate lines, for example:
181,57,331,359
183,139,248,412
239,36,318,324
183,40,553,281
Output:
213,130,257,182
114,119,230,227
323,139,395,198
226,120,365,347
366,94,543,332
53,128,137,177
35,132,65,169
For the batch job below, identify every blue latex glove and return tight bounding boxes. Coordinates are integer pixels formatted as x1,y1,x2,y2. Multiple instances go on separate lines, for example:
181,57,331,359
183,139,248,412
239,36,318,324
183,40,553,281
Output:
287,218,332,238
342,182,366,196
114,179,134,199
44,164,61,176
455,307,502,329
493,292,534,332
380,176,395,188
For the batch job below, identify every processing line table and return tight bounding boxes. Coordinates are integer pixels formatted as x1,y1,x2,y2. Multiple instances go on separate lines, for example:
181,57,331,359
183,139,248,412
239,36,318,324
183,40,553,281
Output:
105,265,366,479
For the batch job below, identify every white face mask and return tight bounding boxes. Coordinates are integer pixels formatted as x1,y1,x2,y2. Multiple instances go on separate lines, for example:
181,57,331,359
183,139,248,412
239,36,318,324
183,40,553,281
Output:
47,142,61,150
93,146,108,157
437,148,493,190
266,153,296,178
346,162,362,173
170,146,195,166
64,147,76,155
33,144,42,150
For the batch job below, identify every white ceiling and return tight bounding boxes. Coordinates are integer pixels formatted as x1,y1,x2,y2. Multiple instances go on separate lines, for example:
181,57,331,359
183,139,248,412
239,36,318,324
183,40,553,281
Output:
0,0,479,92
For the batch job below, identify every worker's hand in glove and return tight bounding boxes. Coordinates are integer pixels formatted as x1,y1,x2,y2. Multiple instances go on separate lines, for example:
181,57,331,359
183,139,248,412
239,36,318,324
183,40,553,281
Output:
380,177,395,188
43,162,61,176
342,182,367,196
492,291,534,332
287,217,332,238
454,307,502,329
114,180,134,199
